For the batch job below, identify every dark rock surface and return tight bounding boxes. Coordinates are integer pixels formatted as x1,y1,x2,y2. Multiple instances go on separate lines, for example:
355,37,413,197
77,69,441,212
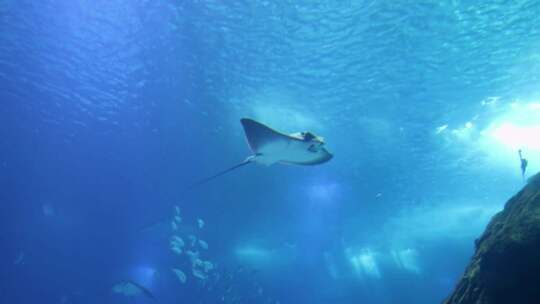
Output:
444,173,540,304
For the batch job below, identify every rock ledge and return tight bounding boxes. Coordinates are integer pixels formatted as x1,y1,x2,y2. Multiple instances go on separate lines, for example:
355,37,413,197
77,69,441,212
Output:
444,173,540,304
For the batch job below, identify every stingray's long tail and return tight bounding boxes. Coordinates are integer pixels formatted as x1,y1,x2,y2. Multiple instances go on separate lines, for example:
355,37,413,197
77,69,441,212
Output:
189,157,253,189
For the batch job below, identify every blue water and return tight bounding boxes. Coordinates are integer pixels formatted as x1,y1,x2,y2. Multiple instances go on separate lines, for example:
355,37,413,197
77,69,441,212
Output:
2,1,540,303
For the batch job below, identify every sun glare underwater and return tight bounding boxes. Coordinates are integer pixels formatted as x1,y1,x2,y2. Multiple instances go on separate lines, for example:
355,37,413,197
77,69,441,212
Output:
2,1,540,304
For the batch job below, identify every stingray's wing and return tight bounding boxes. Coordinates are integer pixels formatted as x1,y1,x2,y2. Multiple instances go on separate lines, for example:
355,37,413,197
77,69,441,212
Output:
127,280,156,300
240,118,291,153
279,147,333,165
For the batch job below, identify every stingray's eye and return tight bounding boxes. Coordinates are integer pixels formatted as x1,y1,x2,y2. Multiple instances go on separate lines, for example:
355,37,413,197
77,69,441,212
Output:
308,144,319,152
303,132,316,141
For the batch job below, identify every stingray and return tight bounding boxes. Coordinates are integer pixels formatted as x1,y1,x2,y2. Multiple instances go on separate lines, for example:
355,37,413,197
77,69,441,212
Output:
112,280,156,301
192,118,333,187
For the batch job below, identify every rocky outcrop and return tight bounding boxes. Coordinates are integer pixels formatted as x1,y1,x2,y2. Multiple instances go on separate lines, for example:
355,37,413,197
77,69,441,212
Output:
444,173,540,304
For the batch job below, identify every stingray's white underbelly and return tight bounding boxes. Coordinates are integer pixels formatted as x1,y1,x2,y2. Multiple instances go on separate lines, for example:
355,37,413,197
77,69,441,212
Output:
252,139,310,166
